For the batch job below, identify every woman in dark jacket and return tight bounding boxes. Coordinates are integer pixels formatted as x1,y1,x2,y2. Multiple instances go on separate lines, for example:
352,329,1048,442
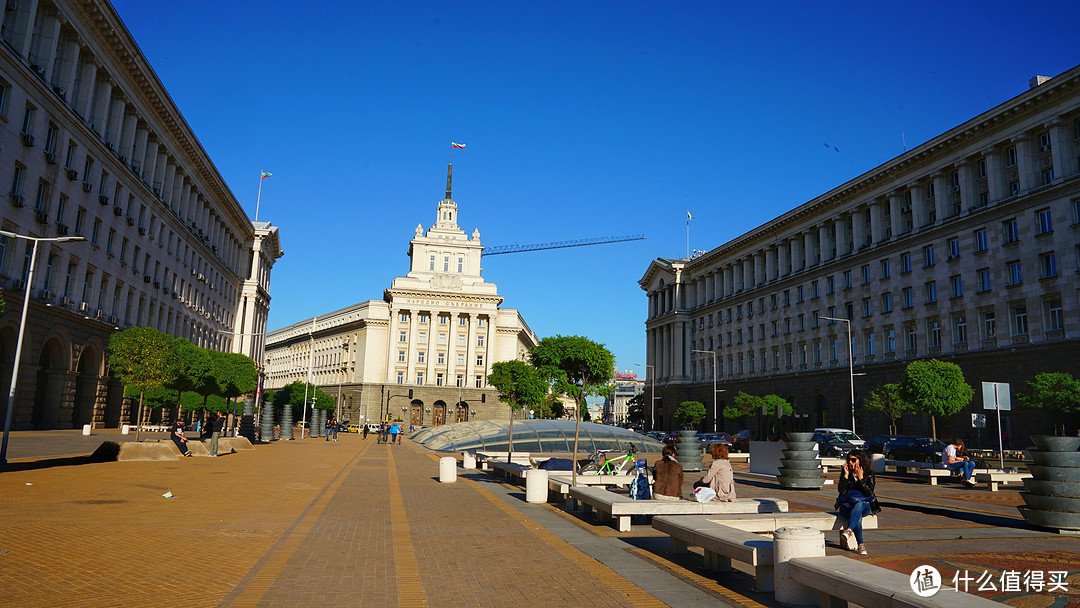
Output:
835,450,879,555
653,445,684,501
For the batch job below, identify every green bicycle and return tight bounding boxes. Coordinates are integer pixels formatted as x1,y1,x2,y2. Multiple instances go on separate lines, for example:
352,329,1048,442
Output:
580,444,638,475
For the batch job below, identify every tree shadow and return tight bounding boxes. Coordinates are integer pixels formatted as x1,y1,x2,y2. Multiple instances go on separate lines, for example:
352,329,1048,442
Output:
1,455,95,472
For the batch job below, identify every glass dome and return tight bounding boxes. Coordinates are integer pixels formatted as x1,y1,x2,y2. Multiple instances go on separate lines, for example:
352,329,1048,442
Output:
411,419,665,454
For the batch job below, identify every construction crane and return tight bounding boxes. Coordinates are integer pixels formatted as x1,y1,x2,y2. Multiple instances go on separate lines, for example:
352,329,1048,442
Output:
482,234,646,256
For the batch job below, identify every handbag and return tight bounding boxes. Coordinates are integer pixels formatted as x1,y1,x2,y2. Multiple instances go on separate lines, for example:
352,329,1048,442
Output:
692,479,707,489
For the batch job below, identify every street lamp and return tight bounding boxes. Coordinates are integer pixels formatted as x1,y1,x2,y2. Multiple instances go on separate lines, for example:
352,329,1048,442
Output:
692,350,718,432
633,363,655,431
822,316,856,434
0,230,85,465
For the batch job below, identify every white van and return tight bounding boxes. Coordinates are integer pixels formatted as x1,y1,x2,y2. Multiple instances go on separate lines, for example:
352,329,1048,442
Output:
814,427,865,446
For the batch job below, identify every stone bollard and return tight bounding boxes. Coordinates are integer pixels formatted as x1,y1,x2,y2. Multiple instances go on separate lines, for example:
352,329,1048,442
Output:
463,451,476,470
525,469,549,503
773,526,824,607
871,453,885,474
82,424,92,436
439,456,457,483
121,424,130,435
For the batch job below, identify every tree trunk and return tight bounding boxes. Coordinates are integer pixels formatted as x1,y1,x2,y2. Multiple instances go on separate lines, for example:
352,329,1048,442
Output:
571,394,582,488
930,414,937,441
134,390,145,442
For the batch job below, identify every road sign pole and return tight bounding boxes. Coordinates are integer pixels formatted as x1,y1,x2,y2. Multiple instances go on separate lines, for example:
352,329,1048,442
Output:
994,384,1004,470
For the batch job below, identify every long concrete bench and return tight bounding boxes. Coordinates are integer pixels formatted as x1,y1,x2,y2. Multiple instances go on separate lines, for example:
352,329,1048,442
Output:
918,467,998,485
653,518,776,591
974,471,1031,491
884,459,937,474
547,472,642,504
788,554,1002,607
653,512,878,537
570,487,788,532
486,460,532,482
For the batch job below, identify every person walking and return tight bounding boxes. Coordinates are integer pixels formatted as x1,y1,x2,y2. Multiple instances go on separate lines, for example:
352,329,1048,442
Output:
389,423,401,445
835,450,879,555
943,438,976,486
362,424,370,441
170,418,193,457
208,411,225,457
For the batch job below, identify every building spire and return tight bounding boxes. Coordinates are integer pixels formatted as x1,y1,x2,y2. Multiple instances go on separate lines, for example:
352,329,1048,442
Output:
445,163,453,200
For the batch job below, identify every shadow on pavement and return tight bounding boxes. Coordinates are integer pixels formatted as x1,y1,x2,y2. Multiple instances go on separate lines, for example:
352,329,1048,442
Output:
2,455,96,472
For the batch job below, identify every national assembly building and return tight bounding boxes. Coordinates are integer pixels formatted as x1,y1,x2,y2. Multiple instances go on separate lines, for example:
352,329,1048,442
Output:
641,66,1080,443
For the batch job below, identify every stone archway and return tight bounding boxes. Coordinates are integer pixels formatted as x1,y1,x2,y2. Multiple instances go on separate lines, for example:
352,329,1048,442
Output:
72,343,104,429
411,399,425,427
455,401,468,423
433,400,446,426
31,337,67,429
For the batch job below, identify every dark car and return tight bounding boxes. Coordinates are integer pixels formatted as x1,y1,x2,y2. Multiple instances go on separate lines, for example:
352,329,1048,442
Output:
812,432,857,457
731,430,751,452
885,436,948,463
662,431,680,446
699,433,733,448
865,434,906,455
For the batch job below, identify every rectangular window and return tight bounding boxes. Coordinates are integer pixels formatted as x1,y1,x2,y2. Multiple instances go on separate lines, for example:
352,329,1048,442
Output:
476,354,484,367
436,373,444,386
866,333,875,357
475,375,483,389
106,229,115,254
10,163,23,195
861,265,870,284
902,287,914,309
457,335,466,346
418,332,427,344
419,314,428,324
1073,198,1080,225
1003,219,1019,243
399,331,407,343
1047,299,1064,331
928,320,941,348
1041,252,1057,278
955,316,967,344
900,252,911,273
416,372,424,384
459,317,467,327
1008,261,1022,286
438,333,447,345
862,297,872,317
886,329,896,353
1013,305,1028,336
882,293,892,313
811,281,819,298
842,271,852,289
20,104,34,135
91,218,101,245
925,282,936,303
429,255,435,270
439,315,448,325
398,350,406,362
1037,208,1053,234
443,256,449,272
397,371,405,384
951,275,962,298
796,286,804,303
906,325,918,351
830,338,838,361
400,313,408,323
826,277,835,294
1006,146,1017,166
974,229,988,252
948,237,960,259
923,245,935,267
74,208,86,235
978,268,991,292
880,259,890,279
814,341,822,363
982,310,996,339
477,335,485,347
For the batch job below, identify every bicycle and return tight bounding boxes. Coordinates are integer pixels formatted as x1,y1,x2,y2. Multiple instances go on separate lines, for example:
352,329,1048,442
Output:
580,443,638,475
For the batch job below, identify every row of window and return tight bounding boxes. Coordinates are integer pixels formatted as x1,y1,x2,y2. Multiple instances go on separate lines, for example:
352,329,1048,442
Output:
395,371,486,388
428,254,465,273
397,331,487,347
399,312,487,327
399,351,487,366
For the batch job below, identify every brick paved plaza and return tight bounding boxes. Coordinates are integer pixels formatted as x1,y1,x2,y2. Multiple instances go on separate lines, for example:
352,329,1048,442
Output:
1,431,1079,607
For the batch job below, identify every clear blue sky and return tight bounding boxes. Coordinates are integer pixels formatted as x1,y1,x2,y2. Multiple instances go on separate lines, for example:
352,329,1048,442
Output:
113,0,1080,375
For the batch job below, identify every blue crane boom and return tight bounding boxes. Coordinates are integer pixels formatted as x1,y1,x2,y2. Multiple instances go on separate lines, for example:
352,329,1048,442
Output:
481,234,646,256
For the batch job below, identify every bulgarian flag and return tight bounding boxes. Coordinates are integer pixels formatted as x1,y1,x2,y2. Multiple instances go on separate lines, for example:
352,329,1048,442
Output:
451,142,466,149
687,210,694,220
260,171,272,180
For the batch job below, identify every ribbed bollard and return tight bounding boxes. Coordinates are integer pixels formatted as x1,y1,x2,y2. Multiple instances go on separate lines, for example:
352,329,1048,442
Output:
260,401,275,442
463,451,476,470
1019,435,1080,532
439,456,457,483
777,432,825,490
526,469,548,503
281,404,294,440
676,430,703,471
240,397,256,442
773,526,824,606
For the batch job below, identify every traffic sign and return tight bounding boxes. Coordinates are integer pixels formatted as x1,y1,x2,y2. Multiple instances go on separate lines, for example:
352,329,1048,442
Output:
981,382,1011,411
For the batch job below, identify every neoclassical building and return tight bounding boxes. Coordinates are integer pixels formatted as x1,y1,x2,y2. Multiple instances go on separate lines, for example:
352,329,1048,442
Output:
0,0,283,430
641,67,1080,442
265,166,537,427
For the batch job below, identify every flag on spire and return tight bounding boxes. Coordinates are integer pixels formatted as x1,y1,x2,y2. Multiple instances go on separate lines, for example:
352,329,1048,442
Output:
260,171,272,180
687,210,694,220
451,142,466,149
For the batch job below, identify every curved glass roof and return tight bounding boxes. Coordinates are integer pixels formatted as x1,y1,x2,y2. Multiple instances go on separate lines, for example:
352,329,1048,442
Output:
411,420,665,454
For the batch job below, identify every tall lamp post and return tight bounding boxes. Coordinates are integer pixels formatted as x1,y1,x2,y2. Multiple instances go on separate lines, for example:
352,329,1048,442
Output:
0,230,85,465
633,363,655,431
692,350,718,432
822,316,855,434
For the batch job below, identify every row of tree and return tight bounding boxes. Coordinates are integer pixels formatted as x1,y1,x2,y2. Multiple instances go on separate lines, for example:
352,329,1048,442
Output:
108,327,258,436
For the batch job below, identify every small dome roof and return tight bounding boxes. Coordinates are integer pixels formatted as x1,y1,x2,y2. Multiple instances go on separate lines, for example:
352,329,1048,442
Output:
411,419,664,454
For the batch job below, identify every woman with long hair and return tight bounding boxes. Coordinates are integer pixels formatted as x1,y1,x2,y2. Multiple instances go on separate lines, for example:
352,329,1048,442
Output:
701,443,736,501
653,445,684,501
835,450,879,555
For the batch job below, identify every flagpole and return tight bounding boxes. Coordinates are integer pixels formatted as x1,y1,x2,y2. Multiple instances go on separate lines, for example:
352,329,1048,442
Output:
686,215,690,259
255,171,264,222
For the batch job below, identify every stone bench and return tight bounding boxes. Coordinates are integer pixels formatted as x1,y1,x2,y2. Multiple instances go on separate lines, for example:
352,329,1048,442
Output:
918,467,998,485
475,451,530,469
571,487,788,532
547,472,642,504
486,460,533,482
974,471,1031,491
788,554,1002,607
653,518,776,591
726,453,749,463
884,459,937,474
653,512,878,536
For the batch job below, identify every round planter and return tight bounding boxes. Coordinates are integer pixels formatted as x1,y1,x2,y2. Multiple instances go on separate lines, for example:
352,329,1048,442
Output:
1022,492,1080,513
782,449,821,460
777,467,825,479
784,441,816,451
786,432,816,442
1031,435,1080,452
1023,478,1080,498
778,477,826,489
1031,451,1080,467
1028,465,1080,482
778,459,823,470
675,429,703,472
1018,507,1080,531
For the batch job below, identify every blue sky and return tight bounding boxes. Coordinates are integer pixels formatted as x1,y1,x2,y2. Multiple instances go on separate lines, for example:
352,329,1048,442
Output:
112,0,1080,375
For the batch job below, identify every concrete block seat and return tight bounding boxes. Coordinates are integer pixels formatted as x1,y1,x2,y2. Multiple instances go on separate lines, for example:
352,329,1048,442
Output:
547,472,643,503
485,460,533,482
974,471,1031,491
475,451,531,469
652,512,878,536
652,518,777,591
570,486,788,532
918,467,998,485
787,555,1002,607
884,459,937,474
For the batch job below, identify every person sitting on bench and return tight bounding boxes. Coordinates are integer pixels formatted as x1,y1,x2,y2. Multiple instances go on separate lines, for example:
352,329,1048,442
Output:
942,438,976,486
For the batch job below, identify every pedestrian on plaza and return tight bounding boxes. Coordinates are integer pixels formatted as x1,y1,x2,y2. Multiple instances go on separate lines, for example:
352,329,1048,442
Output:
208,411,225,457
170,418,193,457
362,424,370,440
379,423,389,444
700,443,736,501
652,445,684,501
943,438,976,486
390,423,401,444
835,450,879,556
326,418,333,442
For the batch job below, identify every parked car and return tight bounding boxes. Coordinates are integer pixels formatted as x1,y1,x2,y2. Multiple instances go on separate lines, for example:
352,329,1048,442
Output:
731,430,752,452
662,431,680,446
865,434,905,455
812,431,857,457
814,428,865,446
884,436,949,463
646,431,666,441
347,424,361,433
699,433,733,447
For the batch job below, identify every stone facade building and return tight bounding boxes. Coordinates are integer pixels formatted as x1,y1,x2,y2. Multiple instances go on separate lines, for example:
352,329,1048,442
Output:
604,370,644,425
265,166,537,427
641,67,1080,444
0,0,283,430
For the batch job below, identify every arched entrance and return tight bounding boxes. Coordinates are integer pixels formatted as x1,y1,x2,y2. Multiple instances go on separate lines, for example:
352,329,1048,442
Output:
455,401,468,423
72,343,103,428
814,394,827,427
410,399,424,427
433,400,446,426
31,338,66,429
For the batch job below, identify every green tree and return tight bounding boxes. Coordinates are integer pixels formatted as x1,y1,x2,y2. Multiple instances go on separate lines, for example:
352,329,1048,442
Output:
898,359,973,440
864,383,910,434
626,393,646,426
218,352,259,415
488,360,546,460
167,338,208,420
535,393,565,419
1018,372,1080,436
272,381,332,423
108,327,177,441
725,392,792,421
674,400,707,429
529,335,615,478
